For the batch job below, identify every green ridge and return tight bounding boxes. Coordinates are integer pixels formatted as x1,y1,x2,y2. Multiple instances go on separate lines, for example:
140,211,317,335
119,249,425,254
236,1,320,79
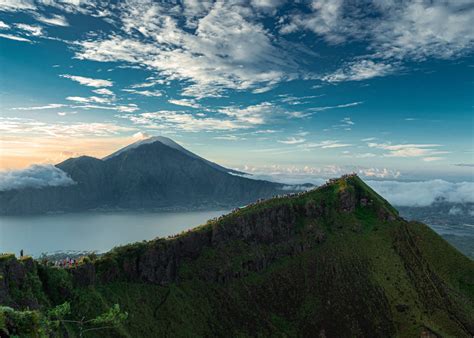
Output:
1,175,473,337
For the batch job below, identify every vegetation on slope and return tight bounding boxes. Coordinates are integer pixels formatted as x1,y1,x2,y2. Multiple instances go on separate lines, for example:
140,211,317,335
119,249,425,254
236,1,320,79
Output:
1,175,473,337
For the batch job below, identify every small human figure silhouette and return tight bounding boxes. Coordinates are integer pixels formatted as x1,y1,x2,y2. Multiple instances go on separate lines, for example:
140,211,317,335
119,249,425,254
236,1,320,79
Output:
20,249,23,258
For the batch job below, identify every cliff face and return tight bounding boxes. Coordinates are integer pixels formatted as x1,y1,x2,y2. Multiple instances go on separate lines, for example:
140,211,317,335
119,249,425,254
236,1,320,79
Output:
1,175,473,337
0,255,43,310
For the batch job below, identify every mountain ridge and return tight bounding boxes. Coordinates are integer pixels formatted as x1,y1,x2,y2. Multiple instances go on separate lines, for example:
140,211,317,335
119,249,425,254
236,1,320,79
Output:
103,136,245,175
0,137,290,215
1,175,473,337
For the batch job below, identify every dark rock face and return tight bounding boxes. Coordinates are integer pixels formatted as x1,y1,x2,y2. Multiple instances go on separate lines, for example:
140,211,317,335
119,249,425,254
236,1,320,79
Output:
90,204,305,286
0,142,287,215
339,189,356,213
211,205,297,245
0,256,40,309
70,181,399,288
70,262,96,287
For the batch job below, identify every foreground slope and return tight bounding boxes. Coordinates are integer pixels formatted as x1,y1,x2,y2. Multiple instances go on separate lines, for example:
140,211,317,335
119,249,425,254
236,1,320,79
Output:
1,175,473,337
0,137,285,214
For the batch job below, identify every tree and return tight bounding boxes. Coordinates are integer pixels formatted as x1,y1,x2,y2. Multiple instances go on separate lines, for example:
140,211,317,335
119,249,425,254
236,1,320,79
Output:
47,302,128,337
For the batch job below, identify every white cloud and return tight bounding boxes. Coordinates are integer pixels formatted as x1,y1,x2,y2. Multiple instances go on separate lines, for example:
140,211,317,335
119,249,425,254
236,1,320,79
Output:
368,142,449,158
448,206,463,216
361,168,400,179
0,0,36,11
280,0,347,43
60,74,113,87
57,111,77,116
367,179,474,207
278,137,306,144
372,2,474,61
92,88,114,96
213,134,246,141
12,103,66,110
422,156,445,162
284,1,474,82
322,60,394,83
66,96,112,104
15,23,43,36
251,0,286,12
122,89,162,97
0,33,31,42
300,140,352,149
119,110,245,132
168,99,201,109
35,13,69,26
0,164,75,191
343,152,377,159
219,102,278,125
331,117,355,131
310,101,362,112
69,103,139,113
72,1,298,98
0,20,10,29
132,131,151,140
0,117,135,137
233,164,401,184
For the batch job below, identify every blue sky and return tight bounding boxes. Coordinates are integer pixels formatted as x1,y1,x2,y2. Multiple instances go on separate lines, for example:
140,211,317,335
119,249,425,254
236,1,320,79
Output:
0,0,473,181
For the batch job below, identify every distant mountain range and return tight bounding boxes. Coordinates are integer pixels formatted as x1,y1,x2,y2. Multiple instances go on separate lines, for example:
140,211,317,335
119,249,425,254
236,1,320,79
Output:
0,137,299,215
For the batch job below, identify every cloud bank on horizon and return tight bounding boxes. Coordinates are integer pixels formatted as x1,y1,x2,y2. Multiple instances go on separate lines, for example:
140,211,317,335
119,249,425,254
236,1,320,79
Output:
0,164,75,191
0,0,473,178
1,163,472,210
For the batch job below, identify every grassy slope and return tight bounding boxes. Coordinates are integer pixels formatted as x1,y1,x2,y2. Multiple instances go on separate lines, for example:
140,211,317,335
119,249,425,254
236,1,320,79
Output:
2,176,474,337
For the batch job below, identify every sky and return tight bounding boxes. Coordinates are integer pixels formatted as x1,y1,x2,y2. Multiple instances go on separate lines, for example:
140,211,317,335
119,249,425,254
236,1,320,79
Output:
0,0,473,182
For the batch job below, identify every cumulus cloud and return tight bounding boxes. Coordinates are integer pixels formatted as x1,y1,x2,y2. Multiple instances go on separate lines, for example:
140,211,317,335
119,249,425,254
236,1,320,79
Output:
235,165,472,208
60,74,113,87
15,23,43,36
0,164,75,191
283,1,474,82
234,164,401,184
72,1,298,98
0,0,36,11
366,180,474,207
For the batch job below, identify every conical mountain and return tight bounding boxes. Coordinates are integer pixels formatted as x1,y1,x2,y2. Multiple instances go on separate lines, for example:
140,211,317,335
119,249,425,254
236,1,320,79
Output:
2,175,473,337
103,136,244,175
0,137,286,214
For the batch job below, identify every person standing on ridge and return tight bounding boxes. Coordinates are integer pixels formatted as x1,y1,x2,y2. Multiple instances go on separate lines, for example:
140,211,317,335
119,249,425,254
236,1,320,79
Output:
20,249,23,258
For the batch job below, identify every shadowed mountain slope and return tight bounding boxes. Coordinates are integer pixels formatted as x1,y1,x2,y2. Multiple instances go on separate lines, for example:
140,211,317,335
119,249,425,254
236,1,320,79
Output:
0,138,286,215
1,175,473,337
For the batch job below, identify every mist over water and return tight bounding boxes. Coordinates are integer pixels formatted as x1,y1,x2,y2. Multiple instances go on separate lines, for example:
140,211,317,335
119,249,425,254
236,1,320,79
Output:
0,210,229,257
